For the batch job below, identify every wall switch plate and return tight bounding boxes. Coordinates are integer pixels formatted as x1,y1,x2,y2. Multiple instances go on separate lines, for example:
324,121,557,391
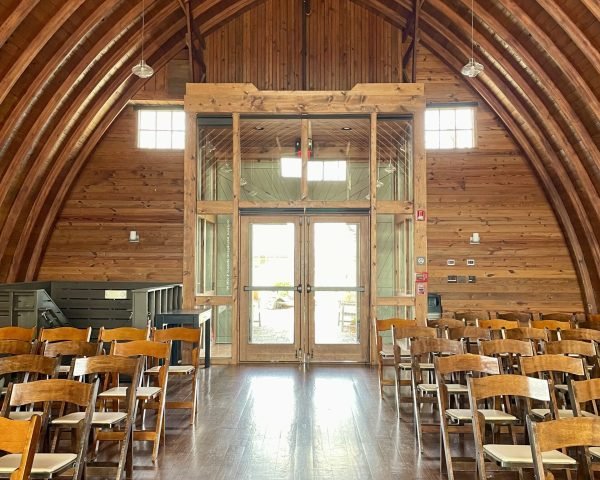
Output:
467,259,475,266
457,276,467,283
468,275,477,283
447,259,456,266
447,275,457,283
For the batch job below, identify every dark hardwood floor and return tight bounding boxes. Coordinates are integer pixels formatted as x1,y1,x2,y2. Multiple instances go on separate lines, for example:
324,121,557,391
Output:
125,365,459,480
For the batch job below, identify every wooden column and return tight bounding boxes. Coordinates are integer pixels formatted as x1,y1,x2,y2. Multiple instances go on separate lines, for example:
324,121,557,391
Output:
413,108,427,325
183,112,197,309
369,112,378,364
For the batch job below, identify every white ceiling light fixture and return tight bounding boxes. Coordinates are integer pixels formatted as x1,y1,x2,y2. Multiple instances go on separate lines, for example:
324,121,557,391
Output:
461,0,484,78
132,0,154,79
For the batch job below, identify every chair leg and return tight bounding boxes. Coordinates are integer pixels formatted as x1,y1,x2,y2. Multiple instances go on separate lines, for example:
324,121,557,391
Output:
378,362,384,397
413,389,424,453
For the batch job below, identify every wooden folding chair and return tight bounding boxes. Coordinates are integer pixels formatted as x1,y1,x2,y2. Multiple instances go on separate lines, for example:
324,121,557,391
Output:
520,354,589,420
436,319,465,338
531,320,572,341
52,355,144,479
105,340,170,463
410,337,465,453
478,338,535,374
0,341,35,358
39,327,91,344
391,325,436,415
561,328,600,344
539,312,574,322
0,354,59,409
527,416,599,480
546,340,599,379
0,327,36,343
97,327,149,353
0,415,41,480
496,311,533,325
0,378,99,480
152,327,203,424
435,353,512,480
468,374,564,480
373,318,417,397
447,326,491,353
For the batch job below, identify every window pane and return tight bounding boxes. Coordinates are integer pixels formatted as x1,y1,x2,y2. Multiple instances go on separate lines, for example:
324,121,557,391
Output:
156,130,172,149
172,111,185,131
456,108,473,129
281,157,301,178
456,130,474,148
323,160,346,181
425,131,439,149
425,109,439,130
156,111,172,130
439,130,456,149
308,161,323,181
139,110,156,130
172,131,185,149
439,109,456,130
139,130,156,148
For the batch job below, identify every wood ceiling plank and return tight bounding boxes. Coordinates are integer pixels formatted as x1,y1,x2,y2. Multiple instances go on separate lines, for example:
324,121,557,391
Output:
0,0,39,48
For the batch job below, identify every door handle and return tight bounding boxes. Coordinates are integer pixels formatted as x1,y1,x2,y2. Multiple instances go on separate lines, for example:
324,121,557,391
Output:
296,284,303,293
306,284,312,293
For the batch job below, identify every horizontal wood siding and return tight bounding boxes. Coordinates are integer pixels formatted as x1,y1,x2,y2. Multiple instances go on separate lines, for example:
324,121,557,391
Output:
38,107,184,282
37,2,583,313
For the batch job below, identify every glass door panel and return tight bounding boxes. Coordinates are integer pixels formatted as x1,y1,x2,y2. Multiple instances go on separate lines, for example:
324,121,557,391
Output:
240,217,301,361
308,217,369,362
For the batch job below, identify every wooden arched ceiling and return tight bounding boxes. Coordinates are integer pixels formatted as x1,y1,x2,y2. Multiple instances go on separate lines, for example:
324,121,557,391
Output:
0,0,598,311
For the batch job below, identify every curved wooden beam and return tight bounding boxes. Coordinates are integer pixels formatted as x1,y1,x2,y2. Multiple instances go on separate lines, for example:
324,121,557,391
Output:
0,0,40,48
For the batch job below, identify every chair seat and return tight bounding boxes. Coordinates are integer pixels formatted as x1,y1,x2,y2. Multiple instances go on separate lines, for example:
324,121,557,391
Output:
52,411,127,426
58,365,70,374
418,383,468,394
146,365,194,374
555,384,568,393
531,408,597,419
446,409,517,422
589,447,600,459
99,386,161,400
0,387,6,396
484,444,576,467
8,411,43,420
380,345,394,358
399,362,434,370
0,453,77,474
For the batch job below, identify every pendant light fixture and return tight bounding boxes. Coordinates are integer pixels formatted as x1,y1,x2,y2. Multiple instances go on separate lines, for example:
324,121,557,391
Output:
132,0,154,79
461,0,484,78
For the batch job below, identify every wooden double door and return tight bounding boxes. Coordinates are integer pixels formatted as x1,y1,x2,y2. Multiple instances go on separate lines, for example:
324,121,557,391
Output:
240,214,369,363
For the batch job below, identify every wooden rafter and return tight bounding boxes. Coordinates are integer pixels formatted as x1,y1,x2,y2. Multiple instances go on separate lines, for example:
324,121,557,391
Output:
401,0,423,82
177,0,206,82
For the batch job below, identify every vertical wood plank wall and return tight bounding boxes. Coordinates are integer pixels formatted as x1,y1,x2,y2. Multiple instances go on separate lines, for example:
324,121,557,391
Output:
38,0,583,313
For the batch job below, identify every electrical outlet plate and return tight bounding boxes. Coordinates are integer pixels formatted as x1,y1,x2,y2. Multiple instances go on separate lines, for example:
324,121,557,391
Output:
447,259,456,266
457,276,467,283
447,275,457,283
467,259,475,266
468,275,476,283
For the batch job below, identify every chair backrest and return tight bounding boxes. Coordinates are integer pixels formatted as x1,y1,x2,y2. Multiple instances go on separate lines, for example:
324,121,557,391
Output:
478,319,519,331
435,353,500,376
436,318,465,329
0,415,41,480
520,354,586,377
70,355,143,379
447,326,491,342
39,326,91,343
531,319,572,331
375,318,417,335
468,374,551,403
561,328,600,343
539,312,574,322
0,354,59,378
410,337,464,357
0,340,35,356
110,339,170,362
527,416,600,480
41,340,99,358
495,311,533,323
478,338,535,357
392,325,436,342
98,326,149,343
0,326,36,342
569,378,600,417
505,327,549,342
545,340,596,358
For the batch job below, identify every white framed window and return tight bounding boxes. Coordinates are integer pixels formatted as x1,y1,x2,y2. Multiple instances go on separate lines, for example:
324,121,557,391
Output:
425,105,475,149
137,109,186,149
280,158,347,182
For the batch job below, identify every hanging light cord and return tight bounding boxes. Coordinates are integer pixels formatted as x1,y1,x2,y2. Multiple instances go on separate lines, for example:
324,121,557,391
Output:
141,0,146,61
470,0,474,60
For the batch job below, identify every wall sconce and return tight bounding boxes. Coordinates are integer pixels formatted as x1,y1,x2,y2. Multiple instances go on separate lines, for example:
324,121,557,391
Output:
470,232,480,244
129,230,139,243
